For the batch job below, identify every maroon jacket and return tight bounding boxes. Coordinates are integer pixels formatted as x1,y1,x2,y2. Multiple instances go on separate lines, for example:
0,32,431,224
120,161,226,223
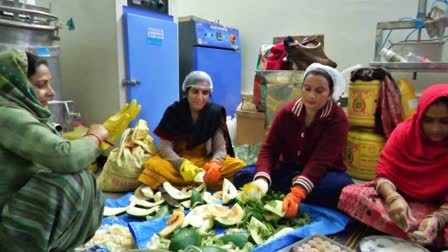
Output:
255,98,348,193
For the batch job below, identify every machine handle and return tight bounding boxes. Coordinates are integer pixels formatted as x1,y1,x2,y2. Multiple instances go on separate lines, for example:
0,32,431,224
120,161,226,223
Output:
122,79,141,86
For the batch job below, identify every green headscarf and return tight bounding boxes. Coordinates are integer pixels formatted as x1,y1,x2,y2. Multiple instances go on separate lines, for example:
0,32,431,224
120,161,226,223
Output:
0,49,51,124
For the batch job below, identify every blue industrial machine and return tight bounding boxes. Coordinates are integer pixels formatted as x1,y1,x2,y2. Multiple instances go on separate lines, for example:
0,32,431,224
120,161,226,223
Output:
178,16,241,117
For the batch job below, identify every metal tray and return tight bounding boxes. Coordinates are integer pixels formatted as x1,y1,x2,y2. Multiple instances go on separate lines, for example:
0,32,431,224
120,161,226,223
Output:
277,234,355,252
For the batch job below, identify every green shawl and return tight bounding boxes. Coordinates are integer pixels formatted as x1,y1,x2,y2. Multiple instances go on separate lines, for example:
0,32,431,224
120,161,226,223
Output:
0,49,51,124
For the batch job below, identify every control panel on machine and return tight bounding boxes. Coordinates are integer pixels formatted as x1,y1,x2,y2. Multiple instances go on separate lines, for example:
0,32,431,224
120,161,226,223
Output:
127,0,168,15
179,18,239,50
194,20,240,50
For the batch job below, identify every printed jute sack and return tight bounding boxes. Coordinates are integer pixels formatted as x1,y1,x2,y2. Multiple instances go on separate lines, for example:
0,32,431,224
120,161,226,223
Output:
98,119,158,192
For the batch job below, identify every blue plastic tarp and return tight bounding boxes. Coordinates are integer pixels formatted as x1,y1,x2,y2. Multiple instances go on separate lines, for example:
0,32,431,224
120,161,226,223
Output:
102,193,351,251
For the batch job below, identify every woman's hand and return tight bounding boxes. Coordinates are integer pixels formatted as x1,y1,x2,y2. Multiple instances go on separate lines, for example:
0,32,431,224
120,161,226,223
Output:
385,192,417,232
179,159,203,181
241,178,269,202
203,160,223,183
282,186,307,218
410,204,448,245
410,215,439,245
85,124,109,146
101,99,141,149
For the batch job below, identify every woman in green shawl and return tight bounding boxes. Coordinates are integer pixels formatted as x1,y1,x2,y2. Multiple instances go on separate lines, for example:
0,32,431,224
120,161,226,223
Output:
0,49,109,251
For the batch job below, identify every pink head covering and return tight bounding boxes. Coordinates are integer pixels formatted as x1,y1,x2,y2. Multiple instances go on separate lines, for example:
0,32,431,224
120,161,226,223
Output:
376,84,448,203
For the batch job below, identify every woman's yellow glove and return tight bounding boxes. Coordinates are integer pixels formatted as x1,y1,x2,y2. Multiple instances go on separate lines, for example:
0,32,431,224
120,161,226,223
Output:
179,159,204,182
101,99,142,150
241,178,269,202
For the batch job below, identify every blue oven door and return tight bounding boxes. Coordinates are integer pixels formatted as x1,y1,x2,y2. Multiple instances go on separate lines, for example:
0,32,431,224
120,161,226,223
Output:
192,46,241,117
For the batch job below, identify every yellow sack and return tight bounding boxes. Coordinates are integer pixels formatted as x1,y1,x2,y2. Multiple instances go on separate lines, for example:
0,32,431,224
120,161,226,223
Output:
98,119,158,192
397,79,418,121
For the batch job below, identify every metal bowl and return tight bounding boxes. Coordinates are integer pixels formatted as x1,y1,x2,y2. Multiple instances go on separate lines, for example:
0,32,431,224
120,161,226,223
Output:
359,235,429,252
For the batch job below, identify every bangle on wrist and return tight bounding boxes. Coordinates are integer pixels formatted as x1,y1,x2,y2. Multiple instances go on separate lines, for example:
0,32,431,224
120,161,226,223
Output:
85,133,102,147
376,177,396,192
385,192,402,205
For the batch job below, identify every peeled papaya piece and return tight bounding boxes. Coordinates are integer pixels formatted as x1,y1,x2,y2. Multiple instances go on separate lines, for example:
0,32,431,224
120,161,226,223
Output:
103,206,128,216
190,188,204,208
163,181,191,200
158,207,185,237
263,200,285,218
222,178,238,204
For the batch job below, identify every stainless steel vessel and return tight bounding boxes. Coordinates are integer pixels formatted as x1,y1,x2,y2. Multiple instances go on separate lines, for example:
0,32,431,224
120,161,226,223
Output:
0,0,60,46
0,0,62,99
1,1,80,132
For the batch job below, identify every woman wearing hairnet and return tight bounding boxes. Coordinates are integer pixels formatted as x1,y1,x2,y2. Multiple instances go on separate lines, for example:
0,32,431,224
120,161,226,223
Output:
138,71,245,190
236,63,353,218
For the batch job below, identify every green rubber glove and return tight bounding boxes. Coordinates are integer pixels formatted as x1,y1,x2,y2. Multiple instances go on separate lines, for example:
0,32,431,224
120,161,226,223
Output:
179,159,203,182
101,99,141,150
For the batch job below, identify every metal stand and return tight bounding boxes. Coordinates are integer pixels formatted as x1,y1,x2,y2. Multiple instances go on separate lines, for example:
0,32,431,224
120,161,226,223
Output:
369,0,448,74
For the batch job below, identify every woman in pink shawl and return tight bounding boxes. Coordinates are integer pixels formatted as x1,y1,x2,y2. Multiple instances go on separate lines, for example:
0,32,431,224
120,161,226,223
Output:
338,84,448,248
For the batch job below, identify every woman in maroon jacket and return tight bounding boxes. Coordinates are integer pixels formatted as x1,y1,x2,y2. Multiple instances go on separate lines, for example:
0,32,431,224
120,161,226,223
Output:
236,63,353,218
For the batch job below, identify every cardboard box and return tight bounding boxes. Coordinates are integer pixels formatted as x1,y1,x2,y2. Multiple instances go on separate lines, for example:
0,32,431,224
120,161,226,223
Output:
236,104,266,145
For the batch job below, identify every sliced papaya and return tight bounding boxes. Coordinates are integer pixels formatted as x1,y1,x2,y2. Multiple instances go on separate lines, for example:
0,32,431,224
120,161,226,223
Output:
191,188,204,208
159,207,185,237
180,200,192,209
126,205,160,217
266,227,295,242
182,205,210,228
214,203,244,227
163,181,192,200
134,184,154,199
203,191,220,204
222,178,238,204
129,195,164,208
103,206,128,216
198,217,214,234
153,204,171,219
248,216,268,245
263,200,285,217
208,204,230,218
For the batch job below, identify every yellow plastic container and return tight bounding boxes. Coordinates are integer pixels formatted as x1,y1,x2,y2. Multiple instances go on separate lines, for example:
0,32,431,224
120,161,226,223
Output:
348,80,381,128
397,79,418,121
346,128,386,180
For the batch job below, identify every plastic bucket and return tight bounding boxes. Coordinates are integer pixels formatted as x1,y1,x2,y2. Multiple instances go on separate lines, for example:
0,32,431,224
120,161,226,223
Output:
346,128,386,180
348,80,380,128
397,79,418,121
